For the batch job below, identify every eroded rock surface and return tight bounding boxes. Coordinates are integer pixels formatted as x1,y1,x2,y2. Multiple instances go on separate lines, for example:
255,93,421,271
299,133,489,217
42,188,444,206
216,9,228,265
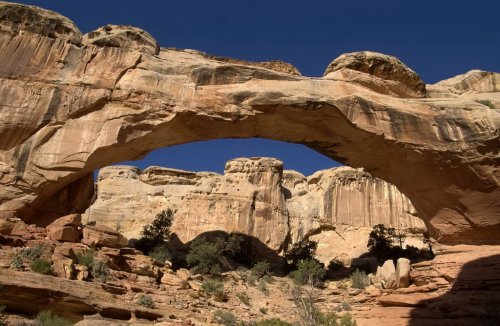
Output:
83,158,424,262
0,2,498,245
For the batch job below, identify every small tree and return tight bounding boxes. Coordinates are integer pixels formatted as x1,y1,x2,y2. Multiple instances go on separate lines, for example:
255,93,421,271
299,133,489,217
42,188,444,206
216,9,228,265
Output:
284,239,318,271
367,224,394,259
290,259,325,288
187,237,221,276
135,209,174,254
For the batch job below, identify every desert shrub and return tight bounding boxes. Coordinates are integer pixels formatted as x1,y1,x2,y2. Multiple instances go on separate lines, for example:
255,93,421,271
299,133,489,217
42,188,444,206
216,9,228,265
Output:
255,319,292,326
258,278,270,296
316,311,339,325
284,239,318,271
187,233,244,276
339,314,357,326
476,99,496,109
136,294,155,309
148,243,171,263
187,238,221,276
259,307,268,314
202,279,227,302
29,259,53,275
11,245,46,269
213,309,237,326
367,224,395,258
75,248,96,267
86,220,96,226
290,259,325,287
91,260,109,283
135,209,174,254
350,269,369,289
36,310,73,326
237,292,251,306
251,260,271,279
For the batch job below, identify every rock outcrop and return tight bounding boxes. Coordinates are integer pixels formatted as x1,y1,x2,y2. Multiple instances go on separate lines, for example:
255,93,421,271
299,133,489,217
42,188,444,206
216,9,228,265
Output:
0,2,499,245
83,158,425,262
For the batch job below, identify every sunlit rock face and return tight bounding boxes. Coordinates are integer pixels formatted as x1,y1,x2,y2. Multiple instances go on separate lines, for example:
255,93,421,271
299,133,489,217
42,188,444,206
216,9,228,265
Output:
0,2,499,245
83,158,424,262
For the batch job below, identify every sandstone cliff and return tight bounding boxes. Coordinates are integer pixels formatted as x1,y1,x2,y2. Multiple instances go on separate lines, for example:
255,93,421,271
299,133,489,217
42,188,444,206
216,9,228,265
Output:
0,2,499,245
84,158,425,262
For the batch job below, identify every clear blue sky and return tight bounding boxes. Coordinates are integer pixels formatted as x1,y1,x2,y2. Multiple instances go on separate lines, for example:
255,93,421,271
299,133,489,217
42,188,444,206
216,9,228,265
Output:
18,0,500,176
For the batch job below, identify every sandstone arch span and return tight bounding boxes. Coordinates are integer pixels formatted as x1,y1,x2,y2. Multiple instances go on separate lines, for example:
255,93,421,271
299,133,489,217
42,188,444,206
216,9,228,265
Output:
0,2,499,244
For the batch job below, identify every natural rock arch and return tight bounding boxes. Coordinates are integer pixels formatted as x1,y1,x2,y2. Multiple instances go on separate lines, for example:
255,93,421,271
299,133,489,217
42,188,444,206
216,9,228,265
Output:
0,2,499,244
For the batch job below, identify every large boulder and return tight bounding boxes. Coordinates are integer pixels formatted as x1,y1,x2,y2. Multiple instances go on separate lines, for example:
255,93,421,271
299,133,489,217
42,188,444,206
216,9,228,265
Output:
82,225,127,248
47,214,81,242
396,258,411,288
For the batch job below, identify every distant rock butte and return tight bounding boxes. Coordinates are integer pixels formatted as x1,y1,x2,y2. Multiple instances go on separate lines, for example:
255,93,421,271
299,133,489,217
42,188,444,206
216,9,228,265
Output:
84,158,425,262
0,2,499,245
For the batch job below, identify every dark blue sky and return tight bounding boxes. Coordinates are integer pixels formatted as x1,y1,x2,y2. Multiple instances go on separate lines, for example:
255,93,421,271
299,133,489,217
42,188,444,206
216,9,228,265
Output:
18,0,500,175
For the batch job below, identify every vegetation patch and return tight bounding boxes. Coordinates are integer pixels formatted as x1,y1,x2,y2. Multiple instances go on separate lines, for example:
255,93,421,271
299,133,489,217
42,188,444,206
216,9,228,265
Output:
36,310,73,326
136,294,155,309
475,99,496,109
350,269,369,289
29,258,53,275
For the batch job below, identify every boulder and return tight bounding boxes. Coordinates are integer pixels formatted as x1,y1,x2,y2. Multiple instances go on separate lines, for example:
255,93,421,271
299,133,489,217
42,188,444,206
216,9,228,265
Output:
160,271,190,289
47,214,81,242
82,225,127,248
377,260,397,289
396,258,411,288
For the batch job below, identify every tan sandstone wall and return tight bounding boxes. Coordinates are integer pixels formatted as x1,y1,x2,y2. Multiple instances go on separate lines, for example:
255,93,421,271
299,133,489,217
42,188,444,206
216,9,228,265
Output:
84,158,425,262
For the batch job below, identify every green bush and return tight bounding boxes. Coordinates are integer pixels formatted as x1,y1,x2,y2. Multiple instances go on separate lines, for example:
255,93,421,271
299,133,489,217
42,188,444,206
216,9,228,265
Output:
213,309,237,326
91,260,109,283
11,245,45,269
290,259,325,287
135,209,174,254
36,310,73,326
339,314,357,326
187,238,221,276
258,278,269,296
29,259,53,275
350,269,369,289
148,243,171,263
259,307,268,314
202,279,227,302
136,294,155,309
236,292,251,306
255,319,292,326
251,261,271,279
284,239,318,271
75,248,96,267
341,302,352,311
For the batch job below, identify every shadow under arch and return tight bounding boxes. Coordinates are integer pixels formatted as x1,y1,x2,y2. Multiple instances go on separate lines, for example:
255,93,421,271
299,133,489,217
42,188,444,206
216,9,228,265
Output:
408,254,500,326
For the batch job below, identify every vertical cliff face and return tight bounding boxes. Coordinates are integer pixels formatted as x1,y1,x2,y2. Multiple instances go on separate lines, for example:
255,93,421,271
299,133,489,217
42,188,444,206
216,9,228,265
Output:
284,167,424,261
84,158,424,262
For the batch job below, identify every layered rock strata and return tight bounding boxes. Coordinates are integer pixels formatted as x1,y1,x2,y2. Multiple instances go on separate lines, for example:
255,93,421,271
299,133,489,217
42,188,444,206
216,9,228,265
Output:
84,158,425,262
0,2,498,244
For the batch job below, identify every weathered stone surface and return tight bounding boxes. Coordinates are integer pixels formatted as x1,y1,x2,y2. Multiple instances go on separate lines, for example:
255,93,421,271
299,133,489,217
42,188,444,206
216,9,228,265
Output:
82,225,127,248
377,260,397,289
83,159,424,261
324,51,426,97
395,258,411,288
82,24,159,55
47,214,81,242
0,2,498,246
161,270,190,289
